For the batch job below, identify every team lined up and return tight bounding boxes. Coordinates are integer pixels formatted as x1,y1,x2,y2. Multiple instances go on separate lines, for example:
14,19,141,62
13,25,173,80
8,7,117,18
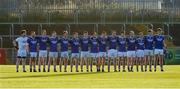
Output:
13,28,166,72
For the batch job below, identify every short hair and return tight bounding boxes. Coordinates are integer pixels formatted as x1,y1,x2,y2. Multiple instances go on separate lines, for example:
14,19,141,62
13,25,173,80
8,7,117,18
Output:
157,28,162,31
21,30,26,34
93,32,97,35
130,31,134,34
148,29,153,32
102,31,106,34
63,31,68,34
52,30,56,33
83,31,88,34
30,31,35,34
73,32,78,35
42,30,46,34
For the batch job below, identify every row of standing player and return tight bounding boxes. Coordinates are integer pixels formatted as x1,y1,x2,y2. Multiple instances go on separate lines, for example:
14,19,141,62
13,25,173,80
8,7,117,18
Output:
13,28,166,72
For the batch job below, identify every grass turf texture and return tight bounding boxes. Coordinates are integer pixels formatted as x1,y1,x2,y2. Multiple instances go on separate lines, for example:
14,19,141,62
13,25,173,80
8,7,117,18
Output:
0,65,180,88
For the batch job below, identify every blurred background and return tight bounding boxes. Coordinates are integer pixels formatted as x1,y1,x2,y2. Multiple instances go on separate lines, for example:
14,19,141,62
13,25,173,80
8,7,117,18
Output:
0,0,179,64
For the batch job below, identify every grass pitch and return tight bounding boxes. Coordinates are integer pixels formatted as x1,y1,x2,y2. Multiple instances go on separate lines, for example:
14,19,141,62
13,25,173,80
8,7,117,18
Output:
0,65,180,88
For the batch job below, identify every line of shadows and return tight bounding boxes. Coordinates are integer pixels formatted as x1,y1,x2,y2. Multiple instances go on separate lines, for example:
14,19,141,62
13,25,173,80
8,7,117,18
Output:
0,72,109,79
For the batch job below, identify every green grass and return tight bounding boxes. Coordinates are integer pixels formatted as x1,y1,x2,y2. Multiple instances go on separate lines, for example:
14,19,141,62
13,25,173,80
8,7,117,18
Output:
0,65,180,88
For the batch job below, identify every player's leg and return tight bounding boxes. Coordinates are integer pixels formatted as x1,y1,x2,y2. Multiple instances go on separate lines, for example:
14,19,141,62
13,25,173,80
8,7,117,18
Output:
43,56,47,72
21,57,26,72
96,54,100,72
113,53,117,72
29,57,33,72
21,50,27,72
29,52,34,72
149,55,153,72
70,56,74,72
130,56,134,72
53,53,57,72
38,57,42,72
122,56,126,72
127,52,130,72
101,56,105,72
144,50,148,72
85,56,89,72
59,57,62,72
75,55,79,72
64,52,69,72
140,57,144,72
114,58,117,72
80,56,84,72
47,56,52,72
118,56,121,72
145,55,148,72
16,57,21,72
154,53,158,72
159,50,164,71
90,55,93,72
136,57,139,72
32,57,37,72
64,57,68,72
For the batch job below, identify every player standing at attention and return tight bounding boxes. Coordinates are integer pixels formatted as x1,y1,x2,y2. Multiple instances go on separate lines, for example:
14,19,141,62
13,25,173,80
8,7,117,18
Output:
136,32,145,72
80,31,90,72
27,31,38,72
107,31,118,72
117,31,127,72
154,28,166,72
13,30,28,72
98,31,107,72
47,31,59,72
90,32,99,72
127,31,136,72
70,32,80,72
144,29,154,72
38,29,49,72
59,31,69,72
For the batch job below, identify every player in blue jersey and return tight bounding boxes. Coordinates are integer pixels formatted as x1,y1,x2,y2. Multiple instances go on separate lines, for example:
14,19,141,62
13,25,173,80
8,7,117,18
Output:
38,30,49,72
70,32,80,72
154,28,166,72
117,31,127,72
127,31,136,72
80,31,90,72
107,31,118,72
27,31,38,72
13,30,28,72
98,31,107,72
90,32,99,72
59,31,69,72
47,31,59,72
136,32,145,72
144,29,154,72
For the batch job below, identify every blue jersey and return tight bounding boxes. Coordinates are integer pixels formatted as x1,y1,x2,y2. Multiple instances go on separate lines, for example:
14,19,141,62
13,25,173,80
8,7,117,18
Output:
98,36,107,52
80,37,89,51
145,35,154,50
90,37,98,53
48,37,59,52
136,37,145,50
59,37,69,52
154,35,164,49
108,36,117,49
69,38,80,53
38,36,48,50
117,36,126,52
127,36,136,51
27,37,38,52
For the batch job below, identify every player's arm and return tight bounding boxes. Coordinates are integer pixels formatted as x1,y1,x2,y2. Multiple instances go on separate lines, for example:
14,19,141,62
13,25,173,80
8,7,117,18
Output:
26,38,30,52
13,38,18,50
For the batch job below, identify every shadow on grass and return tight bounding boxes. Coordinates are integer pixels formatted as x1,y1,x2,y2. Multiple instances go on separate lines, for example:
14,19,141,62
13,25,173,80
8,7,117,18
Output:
0,72,109,79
